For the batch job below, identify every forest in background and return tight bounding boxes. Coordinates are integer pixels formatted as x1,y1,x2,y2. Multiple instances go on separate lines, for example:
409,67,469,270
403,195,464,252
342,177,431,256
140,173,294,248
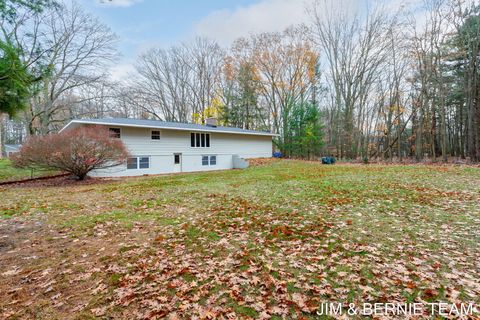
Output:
1,0,480,161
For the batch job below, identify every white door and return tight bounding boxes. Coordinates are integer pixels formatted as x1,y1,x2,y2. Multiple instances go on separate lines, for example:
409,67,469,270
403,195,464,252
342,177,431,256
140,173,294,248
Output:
173,153,182,173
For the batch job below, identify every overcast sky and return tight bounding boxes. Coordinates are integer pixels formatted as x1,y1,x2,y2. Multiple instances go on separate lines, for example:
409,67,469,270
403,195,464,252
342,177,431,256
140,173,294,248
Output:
74,0,417,80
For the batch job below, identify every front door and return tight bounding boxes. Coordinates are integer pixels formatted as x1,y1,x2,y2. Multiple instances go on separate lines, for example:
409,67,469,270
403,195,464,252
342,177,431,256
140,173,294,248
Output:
173,153,182,173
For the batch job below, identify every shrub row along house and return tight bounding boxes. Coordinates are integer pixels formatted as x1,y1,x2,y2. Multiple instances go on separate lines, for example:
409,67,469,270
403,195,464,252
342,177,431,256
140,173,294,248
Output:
59,118,276,177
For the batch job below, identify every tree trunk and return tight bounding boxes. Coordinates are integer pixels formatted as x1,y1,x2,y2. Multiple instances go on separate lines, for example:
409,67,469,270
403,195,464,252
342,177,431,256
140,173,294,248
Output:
467,89,476,161
0,114,5,159
440,100,448,162
415,107,423,161
475,93,480,162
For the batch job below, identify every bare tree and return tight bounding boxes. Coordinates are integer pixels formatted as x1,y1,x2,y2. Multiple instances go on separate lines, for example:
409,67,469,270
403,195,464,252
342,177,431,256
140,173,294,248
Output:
37,3,116,133
310,1,396,159
3,2,117,135
184,38,225,122
228,25,318,149
134,38,224,123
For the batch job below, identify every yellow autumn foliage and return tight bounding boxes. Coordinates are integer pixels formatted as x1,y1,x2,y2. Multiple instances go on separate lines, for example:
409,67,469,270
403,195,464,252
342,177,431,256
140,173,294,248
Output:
192,96,225,125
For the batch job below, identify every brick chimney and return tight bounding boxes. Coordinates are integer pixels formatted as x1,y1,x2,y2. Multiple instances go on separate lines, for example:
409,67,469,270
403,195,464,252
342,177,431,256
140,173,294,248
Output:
205,117,218,127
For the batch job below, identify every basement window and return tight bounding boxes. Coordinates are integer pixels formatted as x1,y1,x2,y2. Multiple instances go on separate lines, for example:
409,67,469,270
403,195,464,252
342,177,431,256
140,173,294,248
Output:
202,155,209,166
210,155,217,165
202,155,217,166
191,132,210,148
127,157,137,169
139,157,150,169
127,156,150,169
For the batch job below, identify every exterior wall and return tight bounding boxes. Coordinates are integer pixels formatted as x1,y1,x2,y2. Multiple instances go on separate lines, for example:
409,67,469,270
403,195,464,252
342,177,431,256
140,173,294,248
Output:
5,147,19,158
90,126,273,177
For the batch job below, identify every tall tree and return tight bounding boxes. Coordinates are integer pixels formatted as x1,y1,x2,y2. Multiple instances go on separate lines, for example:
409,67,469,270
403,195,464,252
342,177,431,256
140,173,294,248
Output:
310,1,395,159
0,0,56,157
285,102,324,159
0,40,35,116
221,61,263,129
448,3,480,161
135,38,224,123
27,3,117,134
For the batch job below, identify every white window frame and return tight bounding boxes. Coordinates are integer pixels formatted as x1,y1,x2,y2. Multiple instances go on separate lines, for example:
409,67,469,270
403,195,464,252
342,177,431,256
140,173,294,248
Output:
209,155,217,166
202,155,209,166
190,132,211,148
151,130,161,140
127,156,150,170
201,155,217,166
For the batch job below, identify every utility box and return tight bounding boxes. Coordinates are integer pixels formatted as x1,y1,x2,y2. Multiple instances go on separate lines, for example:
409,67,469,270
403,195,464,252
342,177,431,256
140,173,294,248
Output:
233,155,249,169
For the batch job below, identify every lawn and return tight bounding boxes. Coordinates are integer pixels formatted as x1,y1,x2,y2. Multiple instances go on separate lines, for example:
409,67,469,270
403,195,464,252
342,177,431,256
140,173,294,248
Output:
0,160,479,319
0,159,57,182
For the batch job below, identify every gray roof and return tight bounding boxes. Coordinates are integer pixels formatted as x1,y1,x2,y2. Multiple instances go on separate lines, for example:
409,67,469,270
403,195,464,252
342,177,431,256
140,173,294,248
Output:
60,118,278,137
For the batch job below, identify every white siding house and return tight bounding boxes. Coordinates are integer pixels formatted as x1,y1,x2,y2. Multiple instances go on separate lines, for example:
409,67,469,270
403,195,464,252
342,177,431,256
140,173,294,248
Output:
5,144,21,158
59,118,276,177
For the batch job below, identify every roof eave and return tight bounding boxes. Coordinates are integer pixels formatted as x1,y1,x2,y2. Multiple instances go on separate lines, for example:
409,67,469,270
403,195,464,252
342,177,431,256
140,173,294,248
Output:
59,120,279,137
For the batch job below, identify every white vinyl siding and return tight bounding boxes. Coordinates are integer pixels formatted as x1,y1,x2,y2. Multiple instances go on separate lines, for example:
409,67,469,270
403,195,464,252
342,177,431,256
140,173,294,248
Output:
88,126,272,177
111,127,270,158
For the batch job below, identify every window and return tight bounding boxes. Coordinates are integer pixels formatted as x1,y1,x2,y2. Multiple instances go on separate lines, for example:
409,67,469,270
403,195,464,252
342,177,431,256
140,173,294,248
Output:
127,157,137,169
139,157,149,169
127,156,150,169
202,155,217,166
109,127,121,138
191,132,211,148
202,156,209,166
174,154,180,164
151,130,160,140
210,155,216,165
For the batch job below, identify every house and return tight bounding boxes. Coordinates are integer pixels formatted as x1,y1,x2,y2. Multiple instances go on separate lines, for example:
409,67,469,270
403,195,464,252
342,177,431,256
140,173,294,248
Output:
59,118,277,177
5,144,21,158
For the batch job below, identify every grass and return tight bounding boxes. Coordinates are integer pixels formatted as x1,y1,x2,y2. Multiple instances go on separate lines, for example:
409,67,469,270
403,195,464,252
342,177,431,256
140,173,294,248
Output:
0,160,479,319
0,159,57,182
0,159,34,181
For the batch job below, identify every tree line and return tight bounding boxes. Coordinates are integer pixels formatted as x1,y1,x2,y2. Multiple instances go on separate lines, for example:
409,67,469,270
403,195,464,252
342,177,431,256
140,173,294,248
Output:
1,0,479,161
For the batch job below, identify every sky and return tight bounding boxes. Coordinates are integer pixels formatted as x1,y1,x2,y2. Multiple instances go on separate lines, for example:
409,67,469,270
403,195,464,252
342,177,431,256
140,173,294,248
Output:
73,0,323,80
74,0,414,81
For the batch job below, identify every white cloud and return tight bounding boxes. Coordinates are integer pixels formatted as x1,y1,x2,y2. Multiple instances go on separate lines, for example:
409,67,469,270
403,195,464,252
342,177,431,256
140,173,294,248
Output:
193,0,444,46
109,63,137,82
96,0,142,7
193,0,313,46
